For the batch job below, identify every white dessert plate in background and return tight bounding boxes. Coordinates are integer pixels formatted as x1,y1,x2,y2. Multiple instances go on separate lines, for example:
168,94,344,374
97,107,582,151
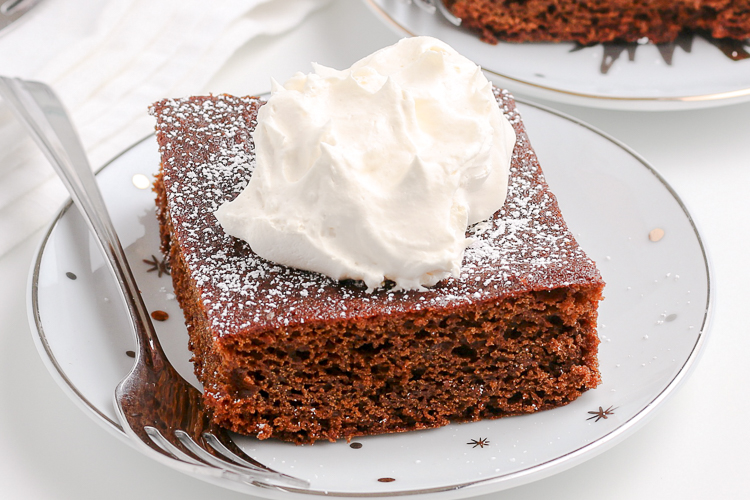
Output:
363,0,750,110
28,100,711,498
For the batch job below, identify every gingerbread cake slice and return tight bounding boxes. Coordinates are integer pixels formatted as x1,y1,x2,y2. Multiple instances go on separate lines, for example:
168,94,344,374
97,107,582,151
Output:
151,88,604,445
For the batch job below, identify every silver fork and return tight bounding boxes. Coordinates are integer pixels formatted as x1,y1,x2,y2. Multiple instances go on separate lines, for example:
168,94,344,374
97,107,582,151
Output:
399,0,462,26
0,77,309,490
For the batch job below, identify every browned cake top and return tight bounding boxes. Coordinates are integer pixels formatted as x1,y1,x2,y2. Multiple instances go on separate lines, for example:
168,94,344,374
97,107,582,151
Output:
151,89,602,336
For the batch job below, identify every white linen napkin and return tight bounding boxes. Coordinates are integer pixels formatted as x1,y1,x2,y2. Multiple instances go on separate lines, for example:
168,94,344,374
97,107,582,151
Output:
0,0,329,256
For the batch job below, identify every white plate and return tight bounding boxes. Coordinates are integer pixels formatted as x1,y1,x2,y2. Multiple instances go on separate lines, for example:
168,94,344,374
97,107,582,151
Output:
363,0,750,110
29,101,711,499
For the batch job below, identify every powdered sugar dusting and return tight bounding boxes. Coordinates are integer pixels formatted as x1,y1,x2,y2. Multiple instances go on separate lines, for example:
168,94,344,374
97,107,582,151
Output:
151,89,601,337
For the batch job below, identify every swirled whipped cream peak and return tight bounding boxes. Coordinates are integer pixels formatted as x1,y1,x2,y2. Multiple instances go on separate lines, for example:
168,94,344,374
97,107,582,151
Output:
214,36,516,291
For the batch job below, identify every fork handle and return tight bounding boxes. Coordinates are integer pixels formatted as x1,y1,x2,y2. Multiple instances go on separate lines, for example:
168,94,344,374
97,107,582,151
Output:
0,77,160,359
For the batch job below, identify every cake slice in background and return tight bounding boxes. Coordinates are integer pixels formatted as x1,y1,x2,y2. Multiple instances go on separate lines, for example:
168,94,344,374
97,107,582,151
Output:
445,0,750,45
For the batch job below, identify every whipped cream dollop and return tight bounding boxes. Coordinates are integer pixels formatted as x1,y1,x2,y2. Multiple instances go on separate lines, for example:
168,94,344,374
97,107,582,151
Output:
214,36,516,291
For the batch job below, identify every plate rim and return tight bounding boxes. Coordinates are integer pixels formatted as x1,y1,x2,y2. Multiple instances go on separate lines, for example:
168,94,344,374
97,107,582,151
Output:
363,0,750,106
27,99,713,498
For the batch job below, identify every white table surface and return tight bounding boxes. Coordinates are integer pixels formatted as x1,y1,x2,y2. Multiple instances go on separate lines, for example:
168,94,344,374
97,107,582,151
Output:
1,1,749,499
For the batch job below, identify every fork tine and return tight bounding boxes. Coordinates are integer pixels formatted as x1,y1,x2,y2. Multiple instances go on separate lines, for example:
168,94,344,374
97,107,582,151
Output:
145,426,207,467
202,432,310,487
145,425,309,488
177,431,310,488
120,364,308,486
